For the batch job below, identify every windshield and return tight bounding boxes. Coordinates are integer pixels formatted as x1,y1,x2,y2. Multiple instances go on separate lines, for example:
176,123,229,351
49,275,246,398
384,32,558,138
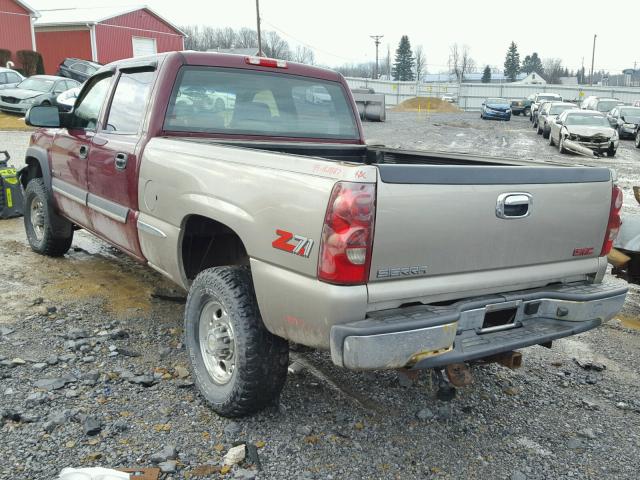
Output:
486,98,507,104
596,100,621,112
550,105,575,115
565,114,610,127
17,78,54,93
164,67,359,140
620,107,640,122
538,95,560,102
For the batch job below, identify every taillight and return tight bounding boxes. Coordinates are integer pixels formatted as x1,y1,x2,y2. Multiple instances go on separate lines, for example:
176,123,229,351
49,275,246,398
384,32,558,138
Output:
245,56,288,68
318,182,376,285
600,184,623,256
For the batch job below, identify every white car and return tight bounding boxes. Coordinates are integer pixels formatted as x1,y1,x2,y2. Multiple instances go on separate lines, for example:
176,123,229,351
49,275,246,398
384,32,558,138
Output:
530,93,563,122
441,94,455,103
548,110,618,157
536,102,578,138
0,67,24,90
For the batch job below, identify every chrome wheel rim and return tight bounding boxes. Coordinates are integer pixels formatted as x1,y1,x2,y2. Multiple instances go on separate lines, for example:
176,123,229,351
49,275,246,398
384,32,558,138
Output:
199,300,235,384
30,196,45,241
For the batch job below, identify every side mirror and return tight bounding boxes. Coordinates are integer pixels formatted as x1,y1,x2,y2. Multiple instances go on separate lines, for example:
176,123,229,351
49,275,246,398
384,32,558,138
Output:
25,105,60,128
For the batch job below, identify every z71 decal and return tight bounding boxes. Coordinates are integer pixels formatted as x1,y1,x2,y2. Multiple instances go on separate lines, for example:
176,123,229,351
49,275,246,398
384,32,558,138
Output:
272,229,314,258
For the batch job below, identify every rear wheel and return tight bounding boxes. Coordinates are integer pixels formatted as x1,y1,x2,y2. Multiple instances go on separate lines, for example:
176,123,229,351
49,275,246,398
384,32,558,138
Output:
549,132,555,146
524,108,530,117
184,266,289,417
635,132,640,148
24,178,73,256
542,127,550,139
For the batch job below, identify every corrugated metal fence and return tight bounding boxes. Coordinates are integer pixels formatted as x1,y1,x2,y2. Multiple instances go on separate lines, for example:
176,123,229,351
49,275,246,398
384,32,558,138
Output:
345,77,640,111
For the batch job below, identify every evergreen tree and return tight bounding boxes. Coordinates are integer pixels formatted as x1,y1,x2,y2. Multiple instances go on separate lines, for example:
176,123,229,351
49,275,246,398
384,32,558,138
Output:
521,52,543,74
481,65,491,83
503,41,520,82
392,36,415,81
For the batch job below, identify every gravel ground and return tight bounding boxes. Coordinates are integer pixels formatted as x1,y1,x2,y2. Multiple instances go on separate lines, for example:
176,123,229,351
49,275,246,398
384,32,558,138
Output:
1,113,640,480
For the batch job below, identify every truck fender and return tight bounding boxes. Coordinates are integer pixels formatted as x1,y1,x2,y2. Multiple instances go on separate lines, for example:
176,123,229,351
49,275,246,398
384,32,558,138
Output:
19,146,52,200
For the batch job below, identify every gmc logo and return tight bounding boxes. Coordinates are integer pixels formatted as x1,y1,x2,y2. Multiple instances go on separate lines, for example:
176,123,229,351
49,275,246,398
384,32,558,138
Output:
272,229,314,258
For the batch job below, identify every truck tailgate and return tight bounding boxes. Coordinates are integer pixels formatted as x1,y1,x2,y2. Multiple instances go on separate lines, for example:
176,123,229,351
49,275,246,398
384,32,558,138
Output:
369,164,612,300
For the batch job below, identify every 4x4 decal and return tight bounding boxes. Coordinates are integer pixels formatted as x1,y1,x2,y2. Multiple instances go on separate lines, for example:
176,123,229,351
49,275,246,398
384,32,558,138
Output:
272,229,314,258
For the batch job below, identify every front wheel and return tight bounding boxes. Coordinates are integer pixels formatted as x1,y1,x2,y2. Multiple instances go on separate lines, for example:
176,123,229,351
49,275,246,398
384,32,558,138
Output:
24,178,73,256
607,145,617,157
559,135,568,154
184,266,289,417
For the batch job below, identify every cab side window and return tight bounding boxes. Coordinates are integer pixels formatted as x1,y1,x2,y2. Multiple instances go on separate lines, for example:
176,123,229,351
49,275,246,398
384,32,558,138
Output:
105,70,154,133
69,75,112,130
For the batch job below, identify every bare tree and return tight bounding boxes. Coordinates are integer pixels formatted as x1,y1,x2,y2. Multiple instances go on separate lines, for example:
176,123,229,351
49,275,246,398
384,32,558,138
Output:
414,45,426,81
215,27,236,49
335,62,376,78
263,31,291,60
449,44,475,81
236,27,258,48
542,58,564,84
292,46,315,65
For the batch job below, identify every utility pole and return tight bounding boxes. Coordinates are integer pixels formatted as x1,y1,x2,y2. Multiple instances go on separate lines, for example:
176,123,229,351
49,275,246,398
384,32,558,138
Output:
589,34,597,86
370,35,383,79
581,57,584,84
256,0,263,56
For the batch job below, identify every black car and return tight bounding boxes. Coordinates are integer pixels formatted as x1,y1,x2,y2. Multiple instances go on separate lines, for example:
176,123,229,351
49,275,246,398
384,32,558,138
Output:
56,58,101,83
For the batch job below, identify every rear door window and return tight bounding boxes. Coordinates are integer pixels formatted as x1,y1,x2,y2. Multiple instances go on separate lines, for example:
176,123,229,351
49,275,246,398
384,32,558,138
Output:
164,66,359,140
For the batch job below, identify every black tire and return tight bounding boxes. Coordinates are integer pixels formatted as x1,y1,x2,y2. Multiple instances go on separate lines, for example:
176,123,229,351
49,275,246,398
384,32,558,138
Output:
537,123,543,134
184,266,289,417
24,178,73,257
549,132,555,146
559,135,568,154
542,128,550,139
514,111,520,116
607,146,617,157
635,132,640,149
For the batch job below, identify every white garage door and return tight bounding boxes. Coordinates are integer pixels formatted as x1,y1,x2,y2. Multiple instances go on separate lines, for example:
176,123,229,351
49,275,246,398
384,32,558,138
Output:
132,37,157,57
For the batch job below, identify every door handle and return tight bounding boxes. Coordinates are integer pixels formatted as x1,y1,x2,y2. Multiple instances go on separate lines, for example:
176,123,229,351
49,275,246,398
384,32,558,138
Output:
115,152,128,171
79,145,89,159
496,193,532,219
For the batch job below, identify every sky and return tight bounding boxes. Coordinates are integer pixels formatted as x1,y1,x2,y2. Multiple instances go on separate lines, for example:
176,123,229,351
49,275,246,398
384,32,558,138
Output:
30,0,640,74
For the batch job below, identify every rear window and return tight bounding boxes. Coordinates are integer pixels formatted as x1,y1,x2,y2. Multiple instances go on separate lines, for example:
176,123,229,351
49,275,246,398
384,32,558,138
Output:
164,66,359,140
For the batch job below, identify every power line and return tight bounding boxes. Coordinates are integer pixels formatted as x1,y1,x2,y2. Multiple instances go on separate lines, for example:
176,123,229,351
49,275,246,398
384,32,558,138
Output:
260,17,359,63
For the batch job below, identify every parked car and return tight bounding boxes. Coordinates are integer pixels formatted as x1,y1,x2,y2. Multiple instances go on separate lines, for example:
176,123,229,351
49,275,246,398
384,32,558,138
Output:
634,100,640,107
56,87,81,113
532,100,554,129
636,124,640,148
441,93,455,103
582,97,624,113
0,75,80,114
22,52,627,417
511,94,534,116
480,97,511,120
548,110,618,156
536,102,578,138
0,67,24,90
530,93,562,121
56,58,101,83
606,106,640,139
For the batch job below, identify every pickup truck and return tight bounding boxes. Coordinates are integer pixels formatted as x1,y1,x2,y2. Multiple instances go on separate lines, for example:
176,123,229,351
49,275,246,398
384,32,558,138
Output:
21,52,628,417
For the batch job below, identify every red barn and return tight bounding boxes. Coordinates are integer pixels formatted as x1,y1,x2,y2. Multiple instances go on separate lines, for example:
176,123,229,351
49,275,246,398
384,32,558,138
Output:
0,0,38,64
34,5,185,74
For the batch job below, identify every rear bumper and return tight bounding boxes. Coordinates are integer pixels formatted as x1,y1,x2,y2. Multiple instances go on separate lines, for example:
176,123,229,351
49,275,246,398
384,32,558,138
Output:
330,281,627,370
